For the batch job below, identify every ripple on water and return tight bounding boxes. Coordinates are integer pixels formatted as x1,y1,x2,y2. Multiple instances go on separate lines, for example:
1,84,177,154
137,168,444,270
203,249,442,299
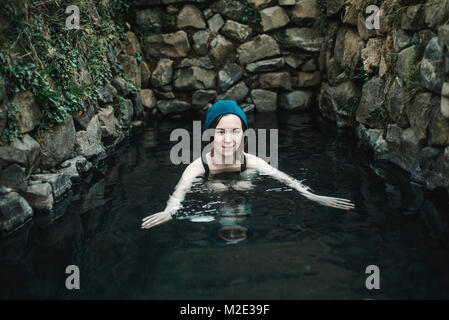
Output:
1,116,449,299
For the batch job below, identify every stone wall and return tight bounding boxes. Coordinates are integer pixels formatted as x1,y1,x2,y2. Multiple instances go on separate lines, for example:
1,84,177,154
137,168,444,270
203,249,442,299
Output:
0,1,146,234
131,0,449,193
315,0,449,193
1,0,449,235
132,0,324,115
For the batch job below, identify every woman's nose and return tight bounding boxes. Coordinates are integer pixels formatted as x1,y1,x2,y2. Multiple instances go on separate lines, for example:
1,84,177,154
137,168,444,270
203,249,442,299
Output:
224,131,233,143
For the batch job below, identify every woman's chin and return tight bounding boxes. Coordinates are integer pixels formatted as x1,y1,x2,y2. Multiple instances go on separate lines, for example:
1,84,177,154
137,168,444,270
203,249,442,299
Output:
214,151,235,163
221,147,234,155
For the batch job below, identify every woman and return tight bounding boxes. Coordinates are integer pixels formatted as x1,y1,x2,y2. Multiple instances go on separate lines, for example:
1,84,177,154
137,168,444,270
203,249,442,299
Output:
142,100,355,229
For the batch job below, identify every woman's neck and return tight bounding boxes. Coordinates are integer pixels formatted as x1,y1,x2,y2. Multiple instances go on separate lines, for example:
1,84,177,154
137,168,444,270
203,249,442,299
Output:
208,151,242,169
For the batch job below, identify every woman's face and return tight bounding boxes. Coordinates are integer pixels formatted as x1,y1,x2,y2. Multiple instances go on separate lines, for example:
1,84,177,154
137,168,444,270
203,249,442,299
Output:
213,114,243,162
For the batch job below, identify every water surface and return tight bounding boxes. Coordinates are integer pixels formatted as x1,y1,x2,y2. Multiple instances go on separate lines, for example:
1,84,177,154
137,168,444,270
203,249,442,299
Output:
1,113,448,299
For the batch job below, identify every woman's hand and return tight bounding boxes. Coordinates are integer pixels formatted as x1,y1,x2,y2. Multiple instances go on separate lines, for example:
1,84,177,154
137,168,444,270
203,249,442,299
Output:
141,211,173,229
305,194,355,210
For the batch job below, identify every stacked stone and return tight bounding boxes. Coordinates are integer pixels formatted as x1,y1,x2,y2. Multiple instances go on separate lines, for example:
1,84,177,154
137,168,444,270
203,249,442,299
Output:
2,0,449,235
0,0,328,235
0,26,147,235
317,0,449,193
134,0,325,115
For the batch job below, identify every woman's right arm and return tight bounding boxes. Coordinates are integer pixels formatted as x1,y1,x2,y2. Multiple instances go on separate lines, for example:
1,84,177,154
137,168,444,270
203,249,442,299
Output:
141,158,205,229
246,153,355,210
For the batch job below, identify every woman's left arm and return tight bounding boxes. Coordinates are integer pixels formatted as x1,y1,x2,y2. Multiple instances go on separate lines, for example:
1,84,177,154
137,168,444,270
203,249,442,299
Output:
246,154,355,210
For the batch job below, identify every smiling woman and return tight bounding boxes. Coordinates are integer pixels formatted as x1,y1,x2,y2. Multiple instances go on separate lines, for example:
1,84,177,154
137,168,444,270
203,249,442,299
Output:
141,100,355,229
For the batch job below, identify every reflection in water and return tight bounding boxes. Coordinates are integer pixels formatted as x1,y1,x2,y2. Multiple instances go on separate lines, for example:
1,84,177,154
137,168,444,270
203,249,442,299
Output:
0,115,449,299
210,225,253,245
178,171,254,245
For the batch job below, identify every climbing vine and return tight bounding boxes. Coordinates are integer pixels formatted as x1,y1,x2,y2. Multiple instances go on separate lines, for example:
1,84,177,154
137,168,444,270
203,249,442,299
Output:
404,42,425,103
343,97,360,120
0,0,130,133
0,102,19,145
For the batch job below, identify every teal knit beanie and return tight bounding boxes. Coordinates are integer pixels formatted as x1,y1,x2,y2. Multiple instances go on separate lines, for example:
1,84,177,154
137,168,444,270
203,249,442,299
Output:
205,100,248,130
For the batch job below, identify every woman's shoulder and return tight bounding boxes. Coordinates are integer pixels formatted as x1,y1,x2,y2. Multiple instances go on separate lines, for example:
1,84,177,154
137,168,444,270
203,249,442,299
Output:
182,157,206,179
243,152,266,169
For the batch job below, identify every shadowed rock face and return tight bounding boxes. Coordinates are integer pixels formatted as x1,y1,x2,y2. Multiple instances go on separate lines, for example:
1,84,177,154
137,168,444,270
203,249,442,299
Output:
402,4,425,31
406,92,432,144
32,173,72,201
98,106,120,138
0,75,5,103
385,77,408,129
319,81,361,127
251,89,277,112
192,90,217,109
0,164,27,191
420,37,444,94
74,115,105,160
221,20,252,42
280,90,313,112
260,6,290,32
212,0,246,21
36,115,76,170
151,59,173,88
0,134,41,169
144,31,191,58
334,27,364,76
246,57,285,73
174,67,216,90
0,102,7,135
177,4,206,29
157,99,191,115
23,182,54,210
259,71,292,90
237,35,280,65
209,35,234,64
119,55,141,88
192,30,211,56
285,28,324,52
218,63,243,92
327,0,345,16
0,192,33,235
292,0,319,21
12,90,41,135
218,81,249,103
355,77,385,128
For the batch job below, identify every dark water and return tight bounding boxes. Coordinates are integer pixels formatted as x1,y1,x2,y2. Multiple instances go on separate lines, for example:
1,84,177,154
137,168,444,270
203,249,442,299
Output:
1,113,449,299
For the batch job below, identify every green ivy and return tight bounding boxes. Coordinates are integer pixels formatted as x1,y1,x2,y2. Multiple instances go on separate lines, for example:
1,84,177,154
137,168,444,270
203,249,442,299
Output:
85,34,113,87
241,1,260,25
312,15,328,36
0,0,129,134
343,97,360,119
0,102,19,145
354,66,370,83
109,0,132,32
404,43,425,101
115,95,127,124
375,107,386,123
134,52,143,64
224,0,260,25
121,74,140,94
316,0,327,15
389,53,399,62
134,23,162,41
